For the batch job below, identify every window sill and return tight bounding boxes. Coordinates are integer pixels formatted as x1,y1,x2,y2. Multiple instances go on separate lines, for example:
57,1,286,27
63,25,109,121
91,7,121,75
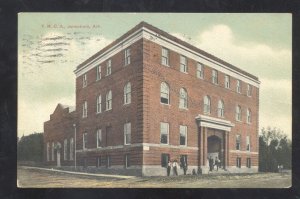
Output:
96,112,102,115
162,63,170,67
123,103,131,106
180,71,188,74
160,103,171,106
179,107,188,111
105,109,112,112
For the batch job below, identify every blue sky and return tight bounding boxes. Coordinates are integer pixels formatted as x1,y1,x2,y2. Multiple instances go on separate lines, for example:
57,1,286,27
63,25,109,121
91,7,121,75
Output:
18,13,292,138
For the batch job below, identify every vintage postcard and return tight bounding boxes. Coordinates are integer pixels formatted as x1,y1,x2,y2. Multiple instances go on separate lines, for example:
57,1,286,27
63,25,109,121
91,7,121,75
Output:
17,13,291,188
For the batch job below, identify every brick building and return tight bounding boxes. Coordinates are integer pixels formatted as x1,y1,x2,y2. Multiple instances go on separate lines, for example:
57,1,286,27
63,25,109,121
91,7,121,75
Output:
44,21,260,176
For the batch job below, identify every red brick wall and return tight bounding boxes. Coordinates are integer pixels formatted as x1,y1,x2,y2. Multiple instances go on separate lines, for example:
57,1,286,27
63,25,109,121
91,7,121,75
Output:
142,38,259,167
75,39,144,165
44,105,76,166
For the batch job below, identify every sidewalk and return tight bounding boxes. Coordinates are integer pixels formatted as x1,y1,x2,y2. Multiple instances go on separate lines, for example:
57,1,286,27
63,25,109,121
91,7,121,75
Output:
21,166,136,179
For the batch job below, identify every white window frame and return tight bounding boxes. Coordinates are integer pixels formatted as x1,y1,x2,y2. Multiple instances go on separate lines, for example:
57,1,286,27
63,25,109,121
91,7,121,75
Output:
236,135,241,150
96,95,102,114
82,74,87,88
217,100,224,118
106,90,112,110
161,48,169,66
179,125,187,146
70,138,74,160
246,135,250,151
64,139,67,160
247,108,252,123
82,101,87,118
247,84,252,97
197,63,204,79
46,142,49,161
97,129,102,148
106,59,111,76
160,122,169,144
124,122,131,145
83,133,88,150
225,75,230,89
96,65,101,81
212,70,218,84
125,48,131,65
124,82,131,104
180,55,187,73
179,88,188,109
237,80,241,93
160,82,170,104
204,96,211,114
236,105,242,121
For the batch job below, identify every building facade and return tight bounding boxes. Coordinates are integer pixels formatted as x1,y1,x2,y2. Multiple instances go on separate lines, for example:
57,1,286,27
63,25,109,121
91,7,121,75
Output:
44,22,260,176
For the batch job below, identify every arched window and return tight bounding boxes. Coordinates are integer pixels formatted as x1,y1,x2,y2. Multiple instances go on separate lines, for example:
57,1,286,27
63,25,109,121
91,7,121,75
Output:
247,108,252,123
179,88,188,108
204,96,211,114
124,82,131,104
160,82,170,104
106,90,112,110
236,105,242,121
218,100,224,117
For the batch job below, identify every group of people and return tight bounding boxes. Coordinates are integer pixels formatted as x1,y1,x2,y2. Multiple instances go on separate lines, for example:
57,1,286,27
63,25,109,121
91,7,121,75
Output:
209,156,221,172
166,159,188,176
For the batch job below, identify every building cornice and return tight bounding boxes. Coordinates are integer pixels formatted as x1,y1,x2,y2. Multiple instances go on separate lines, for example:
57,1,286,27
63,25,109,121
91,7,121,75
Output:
74,22,260,87
195,114,235,132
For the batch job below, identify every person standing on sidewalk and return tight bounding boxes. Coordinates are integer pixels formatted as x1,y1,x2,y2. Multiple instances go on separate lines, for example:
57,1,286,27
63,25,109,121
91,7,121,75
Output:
167,160,172,176
172,160,178,176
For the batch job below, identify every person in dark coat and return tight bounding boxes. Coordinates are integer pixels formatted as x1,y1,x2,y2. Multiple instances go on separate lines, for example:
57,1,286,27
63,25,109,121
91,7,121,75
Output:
209,157,213,171
215,157,220,171
167,160,171,176
182,161,188,175
172,160,178,176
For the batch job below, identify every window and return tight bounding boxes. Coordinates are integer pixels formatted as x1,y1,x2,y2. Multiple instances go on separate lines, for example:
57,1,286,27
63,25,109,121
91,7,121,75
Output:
96,65,101,80
237,80,241,93
204,96,211,114
247,109,252,123
124,82,131,104
246,158,251,168
82,101,87,118
106,155,111,168
161,48,169,66
236,105,242,121
236,157,241,168
83,133,88,150
160,82,169,104
212,70,218,84
124,122,131,145
64,139,67,160
106,90,112,110
125,154,130,168
160,122,169,144
96,129,102,148
236,135,241,150
125,48,131,65
51,142,54,161
97,156,101,167
225,75,230,89
217,100,224,118
180,125,187,146
180,55,187,73
70,138,74,160
106,59,111,76
247,84,252,97
197,63,203,79
161,153,170,168
246,136,250,151
96,95,102,114
82,74,87,88
179,88,188,109
46,142,49,161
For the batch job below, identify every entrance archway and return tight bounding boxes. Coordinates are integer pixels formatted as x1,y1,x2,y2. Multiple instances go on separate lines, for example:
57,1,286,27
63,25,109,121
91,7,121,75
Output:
207,135,221,165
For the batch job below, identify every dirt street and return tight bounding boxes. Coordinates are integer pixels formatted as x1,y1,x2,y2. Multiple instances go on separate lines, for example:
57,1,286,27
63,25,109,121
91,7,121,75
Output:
17,166,291,188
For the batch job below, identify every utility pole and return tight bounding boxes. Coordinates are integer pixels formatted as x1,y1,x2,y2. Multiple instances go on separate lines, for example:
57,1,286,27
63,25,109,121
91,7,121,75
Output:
73,123,77,170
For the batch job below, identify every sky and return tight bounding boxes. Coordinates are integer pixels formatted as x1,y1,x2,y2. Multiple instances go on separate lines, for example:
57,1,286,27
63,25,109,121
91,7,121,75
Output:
18,13,292,139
